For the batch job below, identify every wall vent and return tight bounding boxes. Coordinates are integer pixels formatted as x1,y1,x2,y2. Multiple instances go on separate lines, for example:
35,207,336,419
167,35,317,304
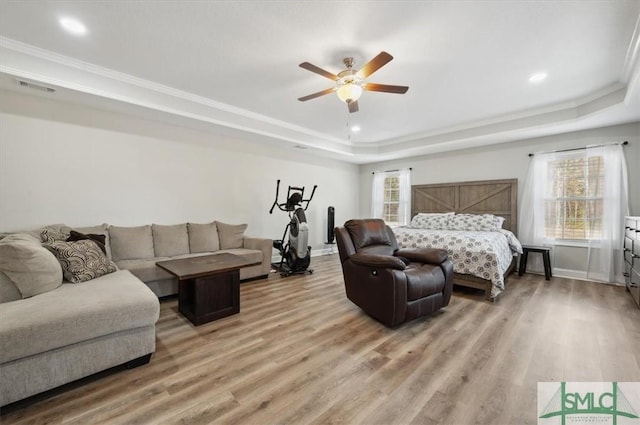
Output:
17,80,56,94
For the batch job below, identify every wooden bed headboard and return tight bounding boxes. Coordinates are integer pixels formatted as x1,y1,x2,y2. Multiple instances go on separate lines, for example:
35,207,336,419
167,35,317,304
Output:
411,179,518,235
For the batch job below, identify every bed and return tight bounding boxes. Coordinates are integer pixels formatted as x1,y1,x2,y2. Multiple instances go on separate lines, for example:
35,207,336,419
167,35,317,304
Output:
393,179,522,300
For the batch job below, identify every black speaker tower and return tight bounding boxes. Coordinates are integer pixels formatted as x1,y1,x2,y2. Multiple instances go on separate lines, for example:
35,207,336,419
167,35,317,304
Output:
326,206,335,244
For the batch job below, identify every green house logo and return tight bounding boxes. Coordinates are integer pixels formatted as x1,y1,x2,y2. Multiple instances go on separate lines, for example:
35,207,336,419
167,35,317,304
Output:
538,382,640,425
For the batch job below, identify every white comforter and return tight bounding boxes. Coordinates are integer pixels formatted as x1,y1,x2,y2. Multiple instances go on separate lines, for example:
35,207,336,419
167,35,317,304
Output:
393,227,522,298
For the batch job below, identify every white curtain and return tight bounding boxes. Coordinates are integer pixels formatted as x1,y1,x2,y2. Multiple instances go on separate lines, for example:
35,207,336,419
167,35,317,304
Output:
397,168,411,226
520,144,628,283
371,172,385,218
586,145,628,282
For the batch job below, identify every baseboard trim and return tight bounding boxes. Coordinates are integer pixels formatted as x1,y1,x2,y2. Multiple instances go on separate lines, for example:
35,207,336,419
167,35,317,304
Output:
271,246,337,263
523,267,625,285
551,268,589,281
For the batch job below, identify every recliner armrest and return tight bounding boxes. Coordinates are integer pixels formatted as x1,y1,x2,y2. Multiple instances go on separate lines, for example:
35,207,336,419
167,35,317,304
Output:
350,253,406,270
395,248,448,265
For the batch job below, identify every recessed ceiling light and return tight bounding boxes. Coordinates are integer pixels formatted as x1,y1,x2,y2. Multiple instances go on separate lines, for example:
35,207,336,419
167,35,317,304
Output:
59,17,87,35
351,125,361,132
529,72,547,83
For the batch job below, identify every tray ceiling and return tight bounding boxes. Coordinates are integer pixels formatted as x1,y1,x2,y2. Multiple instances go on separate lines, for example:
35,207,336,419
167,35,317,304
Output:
0,1,639,163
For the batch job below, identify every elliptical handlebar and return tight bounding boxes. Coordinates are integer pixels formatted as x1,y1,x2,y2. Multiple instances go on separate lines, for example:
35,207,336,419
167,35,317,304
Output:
269,180,317,213
303,185,318,211
269,179,281,214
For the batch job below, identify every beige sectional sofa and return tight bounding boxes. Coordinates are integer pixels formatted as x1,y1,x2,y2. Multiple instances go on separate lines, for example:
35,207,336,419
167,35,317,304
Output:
104,221,272,297
0,220,271,406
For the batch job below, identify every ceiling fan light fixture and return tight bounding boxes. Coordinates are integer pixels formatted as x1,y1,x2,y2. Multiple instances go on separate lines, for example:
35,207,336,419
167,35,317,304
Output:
336,83,363,103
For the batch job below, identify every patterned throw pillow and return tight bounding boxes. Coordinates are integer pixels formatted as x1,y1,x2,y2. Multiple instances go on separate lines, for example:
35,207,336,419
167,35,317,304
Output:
45,240,117,283
409,214,451,230
448,214,500,231
40,227,71,244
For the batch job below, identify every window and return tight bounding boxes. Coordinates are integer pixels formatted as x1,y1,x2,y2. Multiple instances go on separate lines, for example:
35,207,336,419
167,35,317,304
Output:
371,169,411,225
520,144,628,283
383,175,400,224
544,155,604,240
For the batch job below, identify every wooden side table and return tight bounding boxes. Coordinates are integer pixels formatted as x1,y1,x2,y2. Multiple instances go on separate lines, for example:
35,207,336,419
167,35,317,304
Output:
519,245,552,280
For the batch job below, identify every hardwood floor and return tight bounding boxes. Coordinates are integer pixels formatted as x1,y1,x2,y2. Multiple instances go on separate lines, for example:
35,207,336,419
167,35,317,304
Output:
2,254,639,424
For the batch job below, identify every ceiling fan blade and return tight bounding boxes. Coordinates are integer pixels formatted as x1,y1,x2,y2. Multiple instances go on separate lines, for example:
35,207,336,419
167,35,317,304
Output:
299,62,339,80
364,83,409,94
298,87,336,102
348,100,359,113
356,51,393,79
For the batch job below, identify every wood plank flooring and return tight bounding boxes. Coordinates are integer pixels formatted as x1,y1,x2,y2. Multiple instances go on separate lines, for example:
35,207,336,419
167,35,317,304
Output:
2,254,639,424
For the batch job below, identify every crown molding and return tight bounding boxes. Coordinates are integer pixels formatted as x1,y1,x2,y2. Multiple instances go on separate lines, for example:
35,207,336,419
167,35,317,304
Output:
0,37,353,155
1,35,638,164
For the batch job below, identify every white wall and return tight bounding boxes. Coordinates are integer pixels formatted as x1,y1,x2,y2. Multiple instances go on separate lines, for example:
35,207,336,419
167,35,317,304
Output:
358,122,640,279
0,89,360,254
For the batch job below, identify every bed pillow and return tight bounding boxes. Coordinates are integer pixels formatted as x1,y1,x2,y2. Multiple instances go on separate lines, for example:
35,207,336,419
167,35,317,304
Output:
45,239,117,283
448,214,502,231
409,214,451,230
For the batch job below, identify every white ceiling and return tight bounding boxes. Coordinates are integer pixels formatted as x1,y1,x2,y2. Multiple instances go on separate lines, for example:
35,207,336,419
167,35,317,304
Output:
0,1,639,164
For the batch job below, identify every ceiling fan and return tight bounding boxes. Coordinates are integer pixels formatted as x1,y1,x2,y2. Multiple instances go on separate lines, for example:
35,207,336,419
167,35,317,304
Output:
298,51,409,113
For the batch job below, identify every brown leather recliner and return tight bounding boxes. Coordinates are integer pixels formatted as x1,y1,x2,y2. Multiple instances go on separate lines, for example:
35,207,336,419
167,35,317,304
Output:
335,219,453,327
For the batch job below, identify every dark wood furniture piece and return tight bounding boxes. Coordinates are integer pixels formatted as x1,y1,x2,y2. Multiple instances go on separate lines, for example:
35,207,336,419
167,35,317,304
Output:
518,245,552,280
410,179,518,299
156,254,260,326
624,216,640,308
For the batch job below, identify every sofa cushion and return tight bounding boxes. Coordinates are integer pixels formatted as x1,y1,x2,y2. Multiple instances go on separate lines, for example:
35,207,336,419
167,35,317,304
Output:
116,258,173,282
0,271,21,303
188,222,220,253
216,248,262,264
109,225,155,261
45,240,117,283
0,270,160,364
215,221,247,249
152,224,189,257
75,224,112,261
0,234,63,298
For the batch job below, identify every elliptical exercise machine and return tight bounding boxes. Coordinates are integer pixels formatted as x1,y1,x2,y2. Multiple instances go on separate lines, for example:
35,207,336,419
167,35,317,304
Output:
269,180,317,276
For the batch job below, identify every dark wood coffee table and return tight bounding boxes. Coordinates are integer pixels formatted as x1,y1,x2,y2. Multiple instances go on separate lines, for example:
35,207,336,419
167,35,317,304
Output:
156,253,260,326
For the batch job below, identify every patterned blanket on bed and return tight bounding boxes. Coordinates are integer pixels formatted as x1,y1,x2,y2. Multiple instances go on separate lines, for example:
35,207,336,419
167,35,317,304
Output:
393,228,522,298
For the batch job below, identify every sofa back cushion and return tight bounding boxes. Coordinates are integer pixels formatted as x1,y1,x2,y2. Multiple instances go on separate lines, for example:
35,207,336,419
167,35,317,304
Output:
215,221,247,249
0,233,63,298
188,222,220,253
109,225,155,261
152,224,190,257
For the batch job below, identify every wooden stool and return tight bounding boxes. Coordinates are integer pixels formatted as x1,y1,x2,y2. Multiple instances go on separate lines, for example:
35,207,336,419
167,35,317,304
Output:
519,245,552,280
